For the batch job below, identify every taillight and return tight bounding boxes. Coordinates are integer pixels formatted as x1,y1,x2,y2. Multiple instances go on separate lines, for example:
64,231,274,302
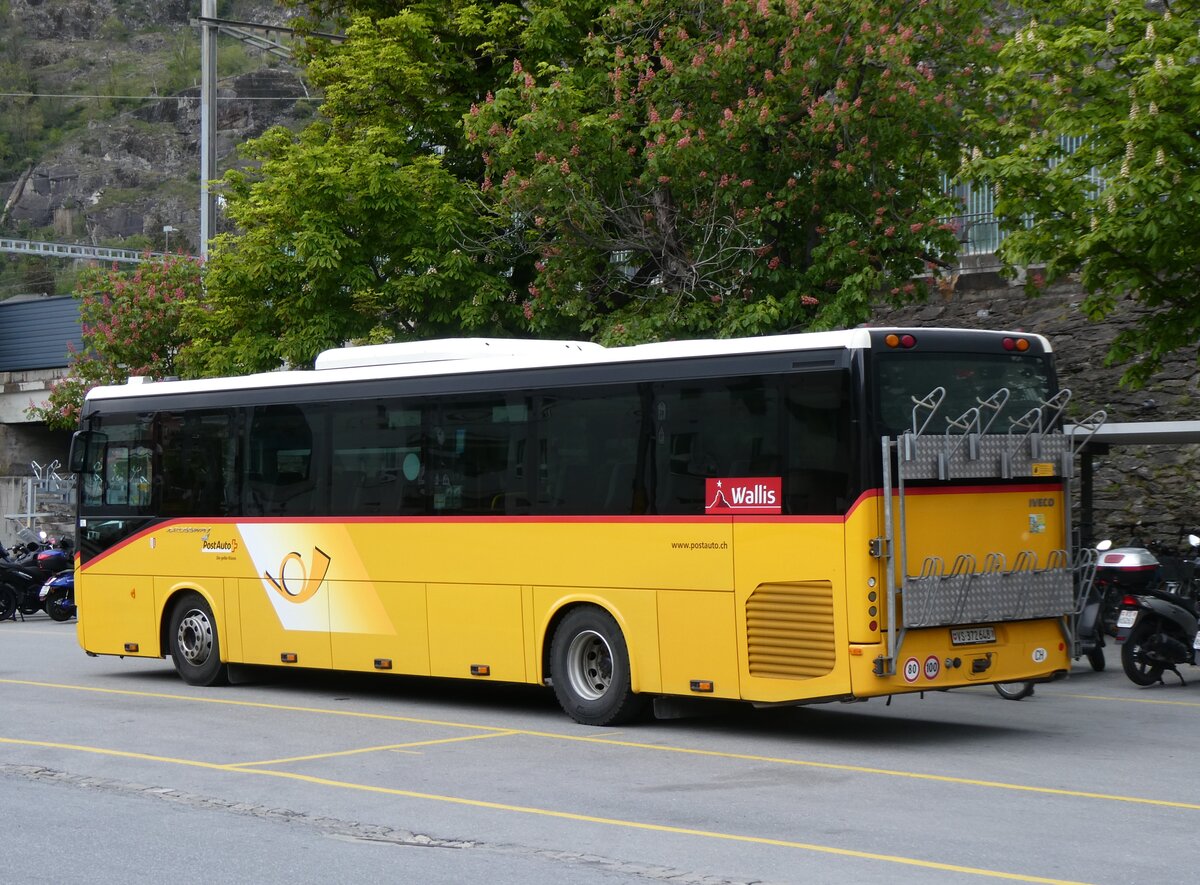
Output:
884,333,917,349
1001,336,1031,352
1121,595,1138,607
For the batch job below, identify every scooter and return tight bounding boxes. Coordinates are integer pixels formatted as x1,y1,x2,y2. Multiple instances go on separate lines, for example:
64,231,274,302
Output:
39,569,75,622
1114,533,1200,685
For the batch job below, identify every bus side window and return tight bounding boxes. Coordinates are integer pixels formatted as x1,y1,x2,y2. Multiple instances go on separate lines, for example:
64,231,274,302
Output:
536,386,642,515
653,376,779,515
244,404,320,517
160,410,235,516
428,395,529,515
330,400,417,516
783,371,855,515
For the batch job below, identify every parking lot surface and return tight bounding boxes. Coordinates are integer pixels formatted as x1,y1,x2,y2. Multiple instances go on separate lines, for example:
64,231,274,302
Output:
2,615,1195,884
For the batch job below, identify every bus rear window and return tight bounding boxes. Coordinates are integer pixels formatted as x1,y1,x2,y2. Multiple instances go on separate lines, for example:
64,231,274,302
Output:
873,352,1053,437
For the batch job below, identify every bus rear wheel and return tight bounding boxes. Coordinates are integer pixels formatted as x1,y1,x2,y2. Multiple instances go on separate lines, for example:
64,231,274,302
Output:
550,607,646,726
168,592,228,686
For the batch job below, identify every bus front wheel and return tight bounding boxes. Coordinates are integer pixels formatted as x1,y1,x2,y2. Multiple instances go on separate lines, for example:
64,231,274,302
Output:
168,592,228,686
550,607,646,726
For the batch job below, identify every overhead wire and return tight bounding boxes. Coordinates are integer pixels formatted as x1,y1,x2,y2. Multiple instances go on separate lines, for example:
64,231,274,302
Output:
0,92,322,102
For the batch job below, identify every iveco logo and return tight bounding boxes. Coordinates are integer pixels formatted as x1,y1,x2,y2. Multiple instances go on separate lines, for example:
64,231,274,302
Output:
1028,498,1055,508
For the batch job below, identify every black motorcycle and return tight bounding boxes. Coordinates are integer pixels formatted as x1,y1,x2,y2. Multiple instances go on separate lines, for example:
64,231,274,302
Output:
1115,533,1200,685
0,531,73,621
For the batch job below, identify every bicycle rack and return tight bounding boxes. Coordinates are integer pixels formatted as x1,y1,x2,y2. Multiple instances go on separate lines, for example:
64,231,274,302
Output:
874,385,1108,677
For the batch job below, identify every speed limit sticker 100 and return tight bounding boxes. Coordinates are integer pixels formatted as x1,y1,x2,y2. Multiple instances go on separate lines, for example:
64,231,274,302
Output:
924,655,941,680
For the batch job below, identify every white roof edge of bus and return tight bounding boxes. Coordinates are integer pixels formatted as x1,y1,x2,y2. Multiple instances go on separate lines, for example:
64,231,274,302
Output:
313,337,606,370
84,327,1040,401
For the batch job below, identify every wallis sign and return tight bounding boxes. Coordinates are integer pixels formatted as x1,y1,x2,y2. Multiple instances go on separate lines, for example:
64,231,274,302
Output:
703,477,782,515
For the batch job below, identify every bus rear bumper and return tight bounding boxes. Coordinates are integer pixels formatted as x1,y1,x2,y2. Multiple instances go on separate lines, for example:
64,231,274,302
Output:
847,618,1071,698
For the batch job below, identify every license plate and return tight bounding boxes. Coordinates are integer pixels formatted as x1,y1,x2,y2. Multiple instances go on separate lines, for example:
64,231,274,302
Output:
1193,634,1200,650
951,626,996,646
1117,609,1137,629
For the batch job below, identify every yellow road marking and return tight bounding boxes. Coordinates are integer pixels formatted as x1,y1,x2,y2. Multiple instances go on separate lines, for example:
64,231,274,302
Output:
1059,692,1200,708
234,731,520,767
0,735,1088,884
2,678,1197,811
0,679,504,731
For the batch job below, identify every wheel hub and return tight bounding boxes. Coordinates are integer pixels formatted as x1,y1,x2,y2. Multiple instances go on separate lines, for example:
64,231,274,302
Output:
565,629,613,701
177,609,214,665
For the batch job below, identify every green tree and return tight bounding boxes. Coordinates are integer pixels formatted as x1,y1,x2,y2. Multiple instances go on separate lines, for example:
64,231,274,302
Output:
467,0,997,343
964,0,1200,386
28,256,201,430
189,1,603,375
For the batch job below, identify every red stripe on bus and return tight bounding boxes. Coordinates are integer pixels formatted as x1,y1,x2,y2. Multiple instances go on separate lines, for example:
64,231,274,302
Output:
79,481,1063,568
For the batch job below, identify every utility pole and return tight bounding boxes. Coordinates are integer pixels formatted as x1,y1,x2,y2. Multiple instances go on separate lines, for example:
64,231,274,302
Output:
199,0,217,260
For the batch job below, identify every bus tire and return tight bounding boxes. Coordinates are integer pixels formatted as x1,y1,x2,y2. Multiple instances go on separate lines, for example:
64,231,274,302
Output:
168,592,228,686
550,606,646,726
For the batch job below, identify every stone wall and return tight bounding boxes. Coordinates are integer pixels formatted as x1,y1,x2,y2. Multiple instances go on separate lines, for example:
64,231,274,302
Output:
873,273,1200,550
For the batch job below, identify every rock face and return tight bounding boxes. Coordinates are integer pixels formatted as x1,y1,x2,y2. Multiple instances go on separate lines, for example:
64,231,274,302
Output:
874,273,1200,551
8,69,311,252
2,0,308,254
11,0,191,39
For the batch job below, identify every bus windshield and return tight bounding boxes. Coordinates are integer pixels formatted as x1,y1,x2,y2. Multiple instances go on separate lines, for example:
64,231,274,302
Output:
872,351,1054,438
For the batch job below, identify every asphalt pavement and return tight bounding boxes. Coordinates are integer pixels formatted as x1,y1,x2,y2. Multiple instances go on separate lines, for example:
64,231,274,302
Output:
2,614,1195,885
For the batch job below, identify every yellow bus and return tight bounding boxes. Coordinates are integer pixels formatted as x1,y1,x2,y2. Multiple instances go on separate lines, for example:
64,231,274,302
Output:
67,328,1098,725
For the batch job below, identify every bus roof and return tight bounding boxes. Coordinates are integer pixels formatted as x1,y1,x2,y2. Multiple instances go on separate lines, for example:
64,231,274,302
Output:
83,327,1051,404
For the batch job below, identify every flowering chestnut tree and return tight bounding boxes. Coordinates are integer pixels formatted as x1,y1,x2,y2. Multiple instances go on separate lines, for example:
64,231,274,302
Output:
28,256,201,430
467,0,997,342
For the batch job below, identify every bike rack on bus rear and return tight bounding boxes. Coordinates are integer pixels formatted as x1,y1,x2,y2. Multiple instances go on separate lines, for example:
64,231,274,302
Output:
873,387,1106,676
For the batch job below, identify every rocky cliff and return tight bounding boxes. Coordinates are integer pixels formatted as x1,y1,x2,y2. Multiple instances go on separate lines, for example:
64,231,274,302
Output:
1,0,309,255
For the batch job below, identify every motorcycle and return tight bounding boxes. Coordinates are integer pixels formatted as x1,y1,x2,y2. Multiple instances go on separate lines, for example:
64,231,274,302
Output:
0,530,73,621
39,569,75,622
1115,533,1200,685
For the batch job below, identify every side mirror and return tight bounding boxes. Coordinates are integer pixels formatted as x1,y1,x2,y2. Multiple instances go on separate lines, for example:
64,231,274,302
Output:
1095,539,1113,552
68,430,106,474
